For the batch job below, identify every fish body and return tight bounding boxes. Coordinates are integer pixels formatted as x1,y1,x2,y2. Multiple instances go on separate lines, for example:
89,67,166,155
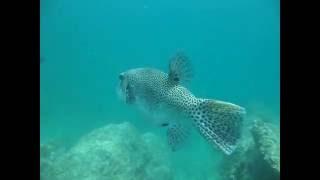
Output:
118,52,246,155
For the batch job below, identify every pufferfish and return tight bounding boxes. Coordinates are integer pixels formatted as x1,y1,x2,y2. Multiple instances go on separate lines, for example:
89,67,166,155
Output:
117,52,246,155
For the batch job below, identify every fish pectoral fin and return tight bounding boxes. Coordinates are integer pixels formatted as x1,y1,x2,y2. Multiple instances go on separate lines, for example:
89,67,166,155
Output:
168,51,193,85
167,122,191,151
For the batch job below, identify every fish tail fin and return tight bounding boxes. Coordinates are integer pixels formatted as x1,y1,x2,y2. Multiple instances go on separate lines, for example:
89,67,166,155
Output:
190,99,246,155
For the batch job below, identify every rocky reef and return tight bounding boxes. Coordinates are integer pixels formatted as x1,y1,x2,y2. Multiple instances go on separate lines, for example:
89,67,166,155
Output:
40,122,173,180
219,119,280,180
41,119,280,180
40,139,66,180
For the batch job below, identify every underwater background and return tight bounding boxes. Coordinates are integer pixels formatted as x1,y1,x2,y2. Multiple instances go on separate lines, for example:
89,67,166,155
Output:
40,0,279,179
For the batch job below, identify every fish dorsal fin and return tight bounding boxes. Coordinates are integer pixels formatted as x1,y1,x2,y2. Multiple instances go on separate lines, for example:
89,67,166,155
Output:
168,51,193,85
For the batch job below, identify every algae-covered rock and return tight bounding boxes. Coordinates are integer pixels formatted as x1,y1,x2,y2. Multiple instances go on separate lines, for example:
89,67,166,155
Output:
40,140,66,180
41,122,173,180
251,119,280,173
219,119,280,180
219,135,256,180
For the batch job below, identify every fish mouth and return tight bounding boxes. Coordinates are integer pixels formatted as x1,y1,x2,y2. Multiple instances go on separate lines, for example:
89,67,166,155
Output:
118,75,135,104
125,83,135,104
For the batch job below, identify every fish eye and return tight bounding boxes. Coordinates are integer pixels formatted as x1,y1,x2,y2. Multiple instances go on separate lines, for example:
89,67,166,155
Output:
119,74,124,80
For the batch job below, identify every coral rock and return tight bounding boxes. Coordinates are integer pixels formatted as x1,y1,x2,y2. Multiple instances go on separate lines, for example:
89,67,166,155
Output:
219,119,280,180
41,122,173,180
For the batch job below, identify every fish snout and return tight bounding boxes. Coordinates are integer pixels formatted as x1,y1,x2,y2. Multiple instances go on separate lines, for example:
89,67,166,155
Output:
118,73,127,93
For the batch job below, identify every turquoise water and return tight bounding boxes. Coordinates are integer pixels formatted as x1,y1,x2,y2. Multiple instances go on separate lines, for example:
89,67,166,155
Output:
40,0,279,179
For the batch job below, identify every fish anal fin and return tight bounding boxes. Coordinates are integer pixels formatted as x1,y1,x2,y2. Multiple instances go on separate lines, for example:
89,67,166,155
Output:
167,122,191,151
